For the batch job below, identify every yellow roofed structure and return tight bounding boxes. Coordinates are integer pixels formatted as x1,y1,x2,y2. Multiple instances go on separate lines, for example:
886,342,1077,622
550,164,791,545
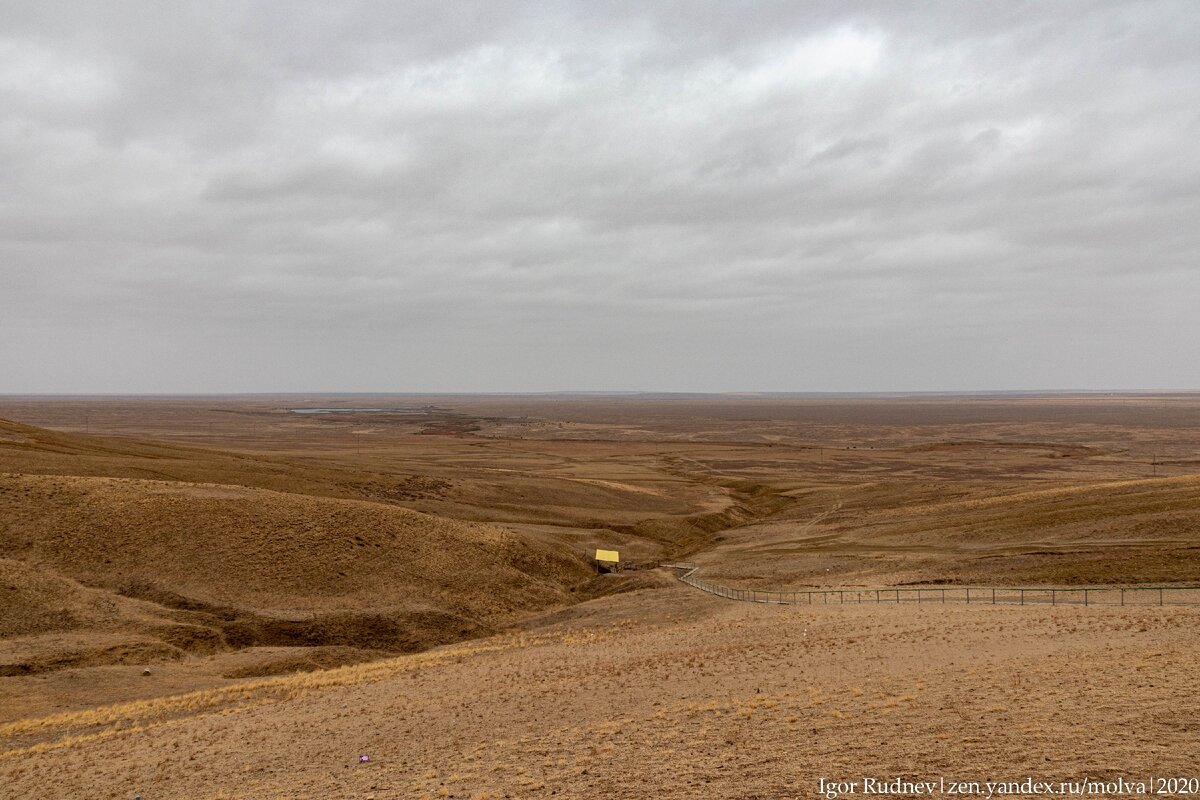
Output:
594,549,620,564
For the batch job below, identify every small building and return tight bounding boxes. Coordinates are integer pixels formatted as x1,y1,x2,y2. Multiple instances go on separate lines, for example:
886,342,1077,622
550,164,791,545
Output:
594,548,621,572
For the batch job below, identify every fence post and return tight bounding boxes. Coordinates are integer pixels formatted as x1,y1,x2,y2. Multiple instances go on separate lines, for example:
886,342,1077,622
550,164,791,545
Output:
895,589,900,603
917,589,922,605
840,591,844,605
942,588,946,604
1051,589,1055,606
1020,588,1024,606
1084,589,1088,607
1120,588,1124,606
966,588,970,605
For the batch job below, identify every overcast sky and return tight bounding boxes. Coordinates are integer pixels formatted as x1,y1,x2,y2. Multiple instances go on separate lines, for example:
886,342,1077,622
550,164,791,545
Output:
2,1,1199,393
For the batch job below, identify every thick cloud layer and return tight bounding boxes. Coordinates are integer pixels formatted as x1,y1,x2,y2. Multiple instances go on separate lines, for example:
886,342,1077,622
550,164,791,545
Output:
3,1,1198,392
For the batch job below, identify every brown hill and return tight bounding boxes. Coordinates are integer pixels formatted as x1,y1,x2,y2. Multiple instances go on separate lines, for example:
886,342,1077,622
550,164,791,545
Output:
0,414,701,521
0,418,602,675
0,470,591,627
0,557,234,676
700,476,1200,587
0,416,448,506
0,558,178,639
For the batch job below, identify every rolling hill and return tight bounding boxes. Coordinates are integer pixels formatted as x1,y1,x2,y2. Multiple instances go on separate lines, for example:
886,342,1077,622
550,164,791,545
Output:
0,419,598,678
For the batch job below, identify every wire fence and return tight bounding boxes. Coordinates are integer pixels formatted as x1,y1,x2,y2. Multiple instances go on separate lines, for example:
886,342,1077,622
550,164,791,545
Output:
661,563,1200,607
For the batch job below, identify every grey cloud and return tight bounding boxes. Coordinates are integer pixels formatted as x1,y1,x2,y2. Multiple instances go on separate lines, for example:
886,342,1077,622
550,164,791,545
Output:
2,1,1199,392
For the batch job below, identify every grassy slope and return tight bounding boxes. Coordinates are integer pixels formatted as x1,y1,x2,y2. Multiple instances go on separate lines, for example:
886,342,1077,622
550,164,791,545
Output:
0,419,597,674
702,476,1200,586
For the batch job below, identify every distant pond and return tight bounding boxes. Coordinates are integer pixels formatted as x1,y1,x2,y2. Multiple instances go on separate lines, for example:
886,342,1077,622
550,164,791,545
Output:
288,407,431,415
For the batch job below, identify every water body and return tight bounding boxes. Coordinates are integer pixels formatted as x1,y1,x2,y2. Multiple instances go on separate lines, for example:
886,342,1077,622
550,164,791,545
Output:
288,407,431,415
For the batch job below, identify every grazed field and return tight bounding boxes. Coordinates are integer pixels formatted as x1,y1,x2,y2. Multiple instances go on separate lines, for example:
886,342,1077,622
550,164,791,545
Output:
0,394,1197,797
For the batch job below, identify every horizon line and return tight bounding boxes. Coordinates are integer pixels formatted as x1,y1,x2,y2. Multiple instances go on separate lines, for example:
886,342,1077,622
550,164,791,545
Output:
2,389,1199,398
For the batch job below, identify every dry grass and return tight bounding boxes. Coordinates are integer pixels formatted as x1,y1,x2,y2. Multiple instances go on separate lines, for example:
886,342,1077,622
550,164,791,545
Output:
0,625,602,755
1,395,1199,796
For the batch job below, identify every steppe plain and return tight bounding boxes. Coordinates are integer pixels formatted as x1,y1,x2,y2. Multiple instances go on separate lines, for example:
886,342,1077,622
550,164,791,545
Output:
1,394,1198,798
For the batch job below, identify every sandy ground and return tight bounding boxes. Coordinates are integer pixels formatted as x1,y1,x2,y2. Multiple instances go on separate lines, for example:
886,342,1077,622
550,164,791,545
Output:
3,580,1197,799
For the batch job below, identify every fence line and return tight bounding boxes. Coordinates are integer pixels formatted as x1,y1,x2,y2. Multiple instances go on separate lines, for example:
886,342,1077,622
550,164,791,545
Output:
660,563,1200,607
